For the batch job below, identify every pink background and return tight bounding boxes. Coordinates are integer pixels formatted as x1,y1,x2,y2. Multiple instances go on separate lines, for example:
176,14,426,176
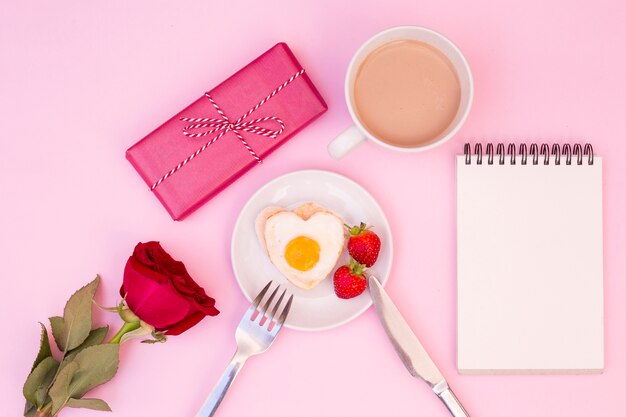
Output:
1,1,625,416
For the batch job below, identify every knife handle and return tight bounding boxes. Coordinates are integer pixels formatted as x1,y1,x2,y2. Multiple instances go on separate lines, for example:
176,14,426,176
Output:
437,387,470,417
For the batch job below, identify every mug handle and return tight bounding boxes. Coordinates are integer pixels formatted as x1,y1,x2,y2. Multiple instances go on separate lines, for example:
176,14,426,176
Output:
328,126,366,159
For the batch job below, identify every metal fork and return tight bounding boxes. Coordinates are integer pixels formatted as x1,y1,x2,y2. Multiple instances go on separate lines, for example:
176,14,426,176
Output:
195,281,294,417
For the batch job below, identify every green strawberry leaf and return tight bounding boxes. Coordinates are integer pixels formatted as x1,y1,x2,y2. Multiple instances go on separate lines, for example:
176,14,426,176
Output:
58,277,100,352
23,356,59,407
49,361,79,415
30,323,52,373
69,344,119,399
66,398,111,411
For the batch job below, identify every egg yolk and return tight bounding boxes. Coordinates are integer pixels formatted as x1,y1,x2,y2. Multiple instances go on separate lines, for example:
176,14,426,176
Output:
284,236,320,271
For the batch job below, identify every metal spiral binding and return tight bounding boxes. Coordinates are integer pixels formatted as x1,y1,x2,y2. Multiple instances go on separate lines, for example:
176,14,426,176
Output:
540,144,550,165
520,143,528,165
486,143,494,164
563,144,572,165
464,143,594,165
496,143,505,164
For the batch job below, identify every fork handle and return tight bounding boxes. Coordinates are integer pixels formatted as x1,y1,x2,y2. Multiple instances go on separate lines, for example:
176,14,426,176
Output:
195,352,248,417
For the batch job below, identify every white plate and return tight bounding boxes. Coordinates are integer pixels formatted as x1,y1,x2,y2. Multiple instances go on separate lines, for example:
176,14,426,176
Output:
231,170,393,331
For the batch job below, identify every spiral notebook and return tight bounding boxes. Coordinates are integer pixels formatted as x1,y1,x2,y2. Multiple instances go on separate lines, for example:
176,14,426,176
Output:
457,143,603,374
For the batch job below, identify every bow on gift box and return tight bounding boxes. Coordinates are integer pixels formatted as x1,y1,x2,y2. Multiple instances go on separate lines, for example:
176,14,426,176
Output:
151,68,305,190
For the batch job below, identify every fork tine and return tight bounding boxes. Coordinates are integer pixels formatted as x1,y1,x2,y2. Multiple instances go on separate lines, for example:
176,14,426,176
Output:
259,284,279,317
268,288,287,321
277,294,294,325
270,294,293,337
270,294,293,334
247,281,272,315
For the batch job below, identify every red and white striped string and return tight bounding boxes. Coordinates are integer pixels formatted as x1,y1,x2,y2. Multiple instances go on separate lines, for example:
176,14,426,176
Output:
150,68,305,190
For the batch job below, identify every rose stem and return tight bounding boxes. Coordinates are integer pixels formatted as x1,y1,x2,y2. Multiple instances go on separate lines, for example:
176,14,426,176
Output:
108,321,141,344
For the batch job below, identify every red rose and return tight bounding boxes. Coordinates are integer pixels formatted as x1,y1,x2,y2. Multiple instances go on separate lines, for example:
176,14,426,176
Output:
121,241,219,335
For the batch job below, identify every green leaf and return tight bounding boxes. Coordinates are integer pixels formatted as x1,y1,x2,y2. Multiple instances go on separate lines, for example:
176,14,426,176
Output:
24,324,55,416
59,277,101,352
23,356,59,407
49,317,65,351
49,361,79,415
34,368,58,408
48,344,119,415
65,327,109,362
66,398,111,411
69,344,120,399
24,401,36,417
58,326,109,375
31,323,52,373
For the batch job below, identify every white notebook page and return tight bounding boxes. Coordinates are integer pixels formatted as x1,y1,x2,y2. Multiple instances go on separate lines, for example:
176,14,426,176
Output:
457,154,603,373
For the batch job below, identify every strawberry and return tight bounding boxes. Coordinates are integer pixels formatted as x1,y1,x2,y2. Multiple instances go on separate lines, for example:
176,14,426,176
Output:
346,222,381,267
333,259,367,299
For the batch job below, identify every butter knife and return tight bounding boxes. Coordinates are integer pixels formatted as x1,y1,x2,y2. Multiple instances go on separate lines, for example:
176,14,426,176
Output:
369,276,470,417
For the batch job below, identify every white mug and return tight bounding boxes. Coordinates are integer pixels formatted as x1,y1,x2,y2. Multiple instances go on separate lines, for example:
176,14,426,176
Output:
328,26,474,159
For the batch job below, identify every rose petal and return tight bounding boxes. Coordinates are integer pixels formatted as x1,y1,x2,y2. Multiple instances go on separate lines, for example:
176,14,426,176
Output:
164,311,208,336
196,301,220,316
132,242,160,270
122,242,220,335
168,275,219,316
123,258,193,329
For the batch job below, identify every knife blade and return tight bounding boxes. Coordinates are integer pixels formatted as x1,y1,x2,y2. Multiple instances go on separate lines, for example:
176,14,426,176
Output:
369,276,470,417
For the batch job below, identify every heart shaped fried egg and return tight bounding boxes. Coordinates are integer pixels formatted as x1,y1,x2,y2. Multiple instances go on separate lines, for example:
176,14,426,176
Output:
256,203,345,290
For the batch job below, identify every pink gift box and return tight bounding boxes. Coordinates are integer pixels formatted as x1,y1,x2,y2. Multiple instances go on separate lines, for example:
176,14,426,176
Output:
126,43,327,220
